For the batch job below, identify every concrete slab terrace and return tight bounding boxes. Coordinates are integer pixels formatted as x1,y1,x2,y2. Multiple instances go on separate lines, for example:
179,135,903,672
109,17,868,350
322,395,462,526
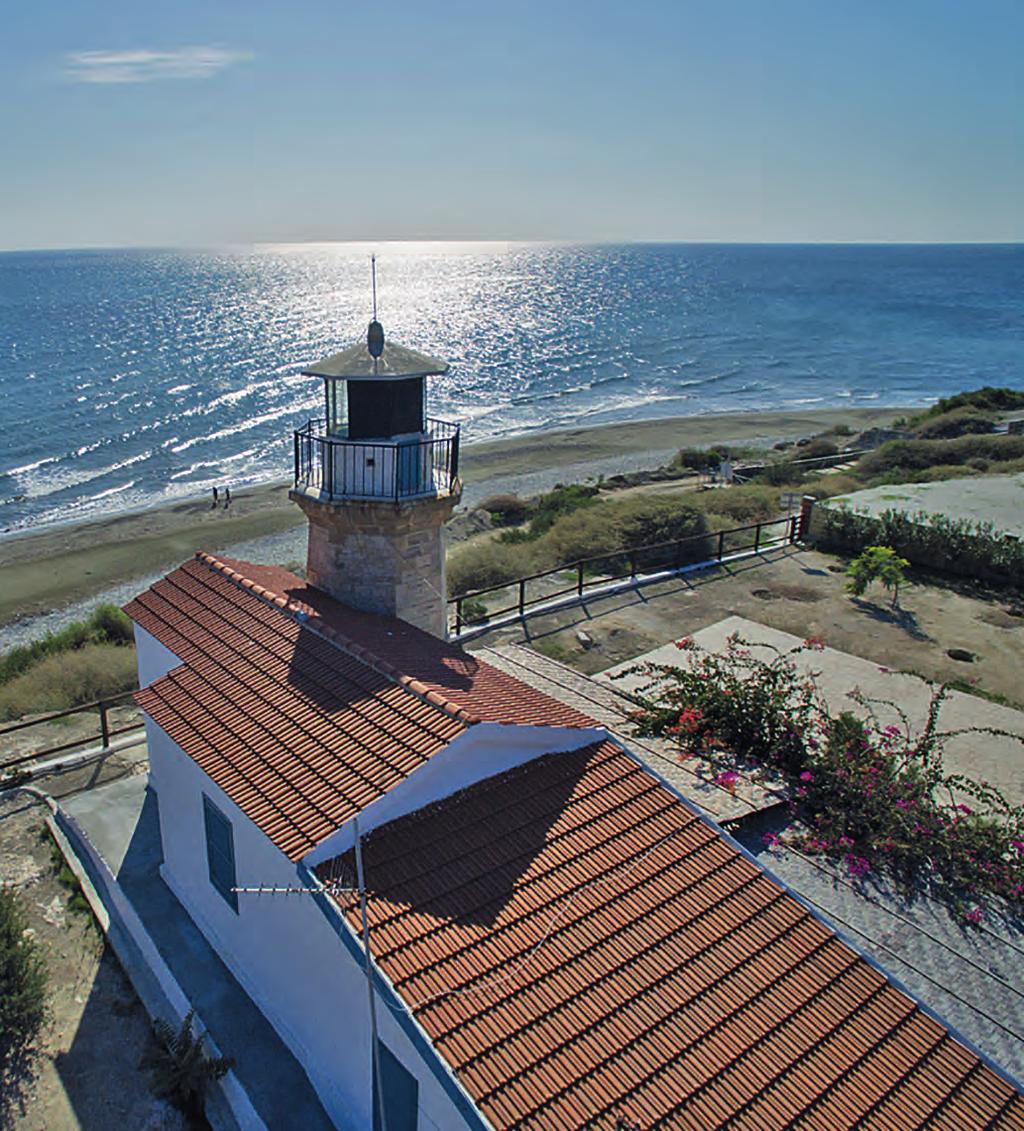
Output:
601,614,1024,808
473,641,788,823
825,472,1024,538
58,774,336,1131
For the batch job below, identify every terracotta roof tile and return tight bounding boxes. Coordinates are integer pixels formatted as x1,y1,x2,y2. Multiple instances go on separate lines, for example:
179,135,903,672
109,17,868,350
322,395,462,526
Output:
200,554,594,728
319,741,1024,1130
127,556,466,859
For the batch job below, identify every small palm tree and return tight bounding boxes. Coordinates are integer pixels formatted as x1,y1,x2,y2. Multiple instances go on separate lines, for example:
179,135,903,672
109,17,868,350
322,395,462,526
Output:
142,1008,233,1123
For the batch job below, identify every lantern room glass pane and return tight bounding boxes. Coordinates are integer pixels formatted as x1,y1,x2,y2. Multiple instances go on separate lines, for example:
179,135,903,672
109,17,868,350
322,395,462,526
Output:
326,380,348,436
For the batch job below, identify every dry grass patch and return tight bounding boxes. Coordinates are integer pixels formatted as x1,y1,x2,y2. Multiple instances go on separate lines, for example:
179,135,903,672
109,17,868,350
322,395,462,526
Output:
0,644,138,721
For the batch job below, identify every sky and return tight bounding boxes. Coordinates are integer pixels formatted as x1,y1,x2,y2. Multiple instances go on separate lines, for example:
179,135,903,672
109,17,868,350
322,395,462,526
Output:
0,0,1021,249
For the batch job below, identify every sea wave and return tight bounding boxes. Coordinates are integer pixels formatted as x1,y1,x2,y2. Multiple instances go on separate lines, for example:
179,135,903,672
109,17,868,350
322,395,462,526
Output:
1,242,1020,534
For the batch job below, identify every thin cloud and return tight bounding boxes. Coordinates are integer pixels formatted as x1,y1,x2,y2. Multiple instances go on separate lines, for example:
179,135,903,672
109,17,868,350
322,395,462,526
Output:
65,47,253,84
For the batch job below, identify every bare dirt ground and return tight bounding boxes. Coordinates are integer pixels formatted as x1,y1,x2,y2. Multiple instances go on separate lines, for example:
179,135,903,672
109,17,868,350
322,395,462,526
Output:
0,755,181,1131
475,545,1024,707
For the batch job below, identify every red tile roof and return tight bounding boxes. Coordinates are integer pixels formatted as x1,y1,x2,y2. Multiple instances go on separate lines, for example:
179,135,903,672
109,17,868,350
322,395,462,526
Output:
204,554,594,729
126,554,593,858
127,556,467,859
319,741,1024,1130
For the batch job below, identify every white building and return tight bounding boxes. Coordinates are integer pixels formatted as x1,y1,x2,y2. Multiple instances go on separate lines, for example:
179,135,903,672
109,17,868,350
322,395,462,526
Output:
126,318,1023,1129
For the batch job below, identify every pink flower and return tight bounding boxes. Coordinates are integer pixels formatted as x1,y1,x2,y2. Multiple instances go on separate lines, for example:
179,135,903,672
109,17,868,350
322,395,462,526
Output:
838,836,854,849
845,855,871,879
677,706,704,734
964,907,984,925
803,637,825,651
895,799,915,810
795,786,807,798
1010,839,1024,856
799,771,814,783
675,637,695,650
761,832,780,848
714,770,739,796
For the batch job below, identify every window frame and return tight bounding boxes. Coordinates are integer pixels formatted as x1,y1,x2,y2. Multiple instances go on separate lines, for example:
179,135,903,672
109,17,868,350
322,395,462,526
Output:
373,1040,419,1131
202,794,239,913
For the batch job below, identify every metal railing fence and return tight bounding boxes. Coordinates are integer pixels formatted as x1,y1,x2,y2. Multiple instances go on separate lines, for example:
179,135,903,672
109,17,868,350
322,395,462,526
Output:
293,417,460,502
0,690,142,773
449,514,800,634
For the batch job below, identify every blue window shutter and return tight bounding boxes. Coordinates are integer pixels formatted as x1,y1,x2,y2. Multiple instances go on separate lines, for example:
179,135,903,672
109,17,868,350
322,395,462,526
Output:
203,796,238,912
373,1042,419,1131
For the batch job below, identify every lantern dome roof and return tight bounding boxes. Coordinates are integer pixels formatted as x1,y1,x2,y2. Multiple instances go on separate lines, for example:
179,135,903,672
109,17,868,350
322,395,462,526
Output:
302,330,449,382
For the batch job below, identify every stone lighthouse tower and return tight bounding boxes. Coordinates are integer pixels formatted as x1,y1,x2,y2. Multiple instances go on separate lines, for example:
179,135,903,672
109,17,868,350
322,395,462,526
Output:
290,280,460,638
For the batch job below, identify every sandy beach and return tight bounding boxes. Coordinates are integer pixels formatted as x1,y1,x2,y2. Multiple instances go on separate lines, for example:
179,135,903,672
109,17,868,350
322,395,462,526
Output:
0,405,899,633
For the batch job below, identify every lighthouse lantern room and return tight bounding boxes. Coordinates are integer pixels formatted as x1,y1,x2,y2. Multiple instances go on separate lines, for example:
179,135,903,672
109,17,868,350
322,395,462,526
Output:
290,267,461,638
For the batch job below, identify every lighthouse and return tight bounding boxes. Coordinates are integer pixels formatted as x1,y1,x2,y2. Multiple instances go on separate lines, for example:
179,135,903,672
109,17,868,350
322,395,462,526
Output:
290,275,461,638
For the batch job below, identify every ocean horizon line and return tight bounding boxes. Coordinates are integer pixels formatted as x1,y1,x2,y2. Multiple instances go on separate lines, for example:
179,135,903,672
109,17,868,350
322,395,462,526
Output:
2,238,1023,256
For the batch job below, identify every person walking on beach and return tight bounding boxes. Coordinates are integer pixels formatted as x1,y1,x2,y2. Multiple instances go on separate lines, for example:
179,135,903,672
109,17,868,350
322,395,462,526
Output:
224,486,232,508
212,486,219,508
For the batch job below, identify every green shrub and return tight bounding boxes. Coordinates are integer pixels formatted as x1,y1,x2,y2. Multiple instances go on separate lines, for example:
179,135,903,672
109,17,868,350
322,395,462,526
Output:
829,423,855,437
0,886,47,1118
695,485,781,524
0,644,139,721
845,545,910,606
913,408,996,440
142,1008,233,1122
527,484,600,537
457,596,489,626
815,505,1024,589
0,603,135,686
855,433,1024,478
541,497,711,572
914,386,1024,421
447,539,530,596
752,462,806,487
478,493,531,527
800,438,839,459
672,447,730,473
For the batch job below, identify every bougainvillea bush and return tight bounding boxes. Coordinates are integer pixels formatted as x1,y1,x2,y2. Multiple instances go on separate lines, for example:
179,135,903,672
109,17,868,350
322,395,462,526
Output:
616,633,1024,915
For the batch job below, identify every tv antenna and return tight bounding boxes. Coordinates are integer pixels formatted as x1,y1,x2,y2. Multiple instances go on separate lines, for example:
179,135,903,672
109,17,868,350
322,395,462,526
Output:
230,817,389,1130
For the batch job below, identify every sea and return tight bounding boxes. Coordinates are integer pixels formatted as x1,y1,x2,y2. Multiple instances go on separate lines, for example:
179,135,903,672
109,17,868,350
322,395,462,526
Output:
1,242,1021,536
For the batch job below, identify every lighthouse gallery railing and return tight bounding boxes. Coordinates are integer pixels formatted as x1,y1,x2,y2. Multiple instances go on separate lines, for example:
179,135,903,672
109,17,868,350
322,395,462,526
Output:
293,417,460,502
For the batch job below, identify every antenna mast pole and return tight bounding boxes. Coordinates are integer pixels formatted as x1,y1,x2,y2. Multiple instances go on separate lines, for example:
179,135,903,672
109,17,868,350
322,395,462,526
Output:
371,254,378,321
355,816,388,1131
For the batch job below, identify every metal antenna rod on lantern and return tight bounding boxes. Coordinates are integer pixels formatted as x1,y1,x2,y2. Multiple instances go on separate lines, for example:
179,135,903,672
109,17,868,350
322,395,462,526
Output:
371,254,378,321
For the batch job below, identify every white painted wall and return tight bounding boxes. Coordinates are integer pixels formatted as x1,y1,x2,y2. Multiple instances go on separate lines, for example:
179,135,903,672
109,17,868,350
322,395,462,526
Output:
304,721,606,867
134,624,184,687
146,719,482,1131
